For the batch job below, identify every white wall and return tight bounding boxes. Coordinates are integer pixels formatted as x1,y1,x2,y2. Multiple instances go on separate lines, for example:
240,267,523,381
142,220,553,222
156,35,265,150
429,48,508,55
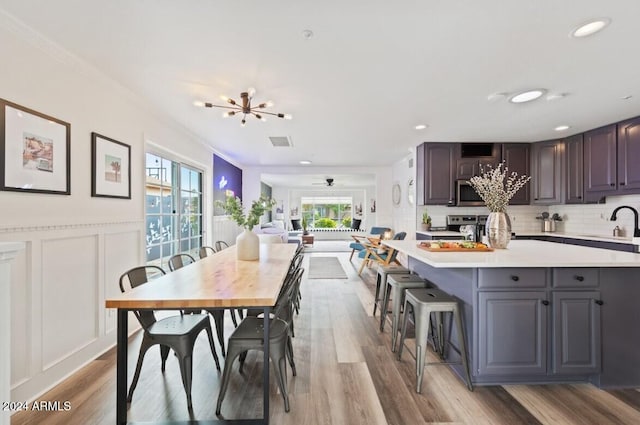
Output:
0,13,216,403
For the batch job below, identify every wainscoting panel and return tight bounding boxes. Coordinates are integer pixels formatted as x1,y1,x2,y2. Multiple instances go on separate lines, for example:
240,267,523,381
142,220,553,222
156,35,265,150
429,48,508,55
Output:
9,246,30,387
41,235,99,370
3,220,143,403
104,230,143,334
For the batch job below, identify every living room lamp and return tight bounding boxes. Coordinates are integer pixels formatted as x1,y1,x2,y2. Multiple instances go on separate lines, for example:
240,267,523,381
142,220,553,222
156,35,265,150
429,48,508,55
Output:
194,88,292,126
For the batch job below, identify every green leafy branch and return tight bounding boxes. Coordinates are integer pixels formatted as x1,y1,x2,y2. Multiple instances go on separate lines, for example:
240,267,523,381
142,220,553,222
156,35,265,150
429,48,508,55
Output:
216,195,276,230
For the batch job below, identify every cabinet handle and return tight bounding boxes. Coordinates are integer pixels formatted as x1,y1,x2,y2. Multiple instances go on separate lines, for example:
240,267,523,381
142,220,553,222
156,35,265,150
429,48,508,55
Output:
578,196,582,199
574,275,585,282
534,198,538,201
610,183,615,187
510,275,519,281
595,299,604,305
541,300,550,306
620,182,626,186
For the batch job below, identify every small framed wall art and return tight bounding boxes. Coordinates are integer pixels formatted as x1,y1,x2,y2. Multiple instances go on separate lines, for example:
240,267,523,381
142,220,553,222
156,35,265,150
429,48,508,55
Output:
91,132,131,199
0,98,71,194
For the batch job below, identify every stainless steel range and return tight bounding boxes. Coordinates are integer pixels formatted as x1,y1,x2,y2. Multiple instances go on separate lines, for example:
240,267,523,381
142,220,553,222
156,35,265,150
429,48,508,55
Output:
446,215,488,242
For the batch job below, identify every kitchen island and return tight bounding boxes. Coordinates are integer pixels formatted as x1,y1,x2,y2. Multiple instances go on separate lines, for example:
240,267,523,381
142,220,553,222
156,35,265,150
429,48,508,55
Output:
383,239,640,388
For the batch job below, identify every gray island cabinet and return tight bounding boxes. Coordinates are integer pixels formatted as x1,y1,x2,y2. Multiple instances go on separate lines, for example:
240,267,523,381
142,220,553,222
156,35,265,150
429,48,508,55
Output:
382,239,640,388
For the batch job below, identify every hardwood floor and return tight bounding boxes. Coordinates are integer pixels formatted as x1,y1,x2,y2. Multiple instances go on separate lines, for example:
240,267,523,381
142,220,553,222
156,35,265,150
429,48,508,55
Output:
11,251,640,424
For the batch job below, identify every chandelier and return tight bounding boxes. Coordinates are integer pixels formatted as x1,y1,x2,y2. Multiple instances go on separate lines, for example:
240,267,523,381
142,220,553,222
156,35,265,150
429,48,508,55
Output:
195,88,292,126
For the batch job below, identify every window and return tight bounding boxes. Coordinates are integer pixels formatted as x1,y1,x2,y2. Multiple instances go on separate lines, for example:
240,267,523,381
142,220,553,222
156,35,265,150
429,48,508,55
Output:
145,153,203,268
301,196,352,228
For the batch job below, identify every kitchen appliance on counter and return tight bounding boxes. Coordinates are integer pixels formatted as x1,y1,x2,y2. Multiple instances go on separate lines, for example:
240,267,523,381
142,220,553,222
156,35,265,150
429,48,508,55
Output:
446,215,487,242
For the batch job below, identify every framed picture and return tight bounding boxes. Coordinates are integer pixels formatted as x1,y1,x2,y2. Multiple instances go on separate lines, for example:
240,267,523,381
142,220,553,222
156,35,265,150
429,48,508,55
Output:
0,98,71,194
91,132,131,199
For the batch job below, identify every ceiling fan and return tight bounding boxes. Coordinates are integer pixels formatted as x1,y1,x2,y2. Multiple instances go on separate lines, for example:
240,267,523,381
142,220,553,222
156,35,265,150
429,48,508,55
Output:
312,178,335,187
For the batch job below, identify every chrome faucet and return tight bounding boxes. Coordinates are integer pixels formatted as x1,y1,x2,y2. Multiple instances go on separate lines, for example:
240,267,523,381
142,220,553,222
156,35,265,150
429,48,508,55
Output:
610,205,640,238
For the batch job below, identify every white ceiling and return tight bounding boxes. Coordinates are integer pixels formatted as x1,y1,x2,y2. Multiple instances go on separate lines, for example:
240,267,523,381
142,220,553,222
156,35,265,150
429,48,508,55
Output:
2,0,640,174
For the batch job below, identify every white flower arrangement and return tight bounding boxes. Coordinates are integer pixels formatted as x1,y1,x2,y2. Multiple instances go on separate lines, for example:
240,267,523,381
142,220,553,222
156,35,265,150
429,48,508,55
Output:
468,162,531,212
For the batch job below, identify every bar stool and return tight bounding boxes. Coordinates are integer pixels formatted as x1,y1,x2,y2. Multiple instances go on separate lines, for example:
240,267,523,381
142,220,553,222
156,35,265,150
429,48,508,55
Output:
397,287,473,393
373,264,410,316
380,274,427,339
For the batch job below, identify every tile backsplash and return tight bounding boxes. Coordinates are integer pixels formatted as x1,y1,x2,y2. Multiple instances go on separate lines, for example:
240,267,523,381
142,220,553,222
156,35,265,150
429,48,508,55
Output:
419,194,640,238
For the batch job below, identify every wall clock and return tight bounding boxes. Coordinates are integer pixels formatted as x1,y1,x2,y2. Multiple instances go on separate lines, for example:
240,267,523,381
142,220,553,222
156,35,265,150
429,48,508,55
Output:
392,183,401,205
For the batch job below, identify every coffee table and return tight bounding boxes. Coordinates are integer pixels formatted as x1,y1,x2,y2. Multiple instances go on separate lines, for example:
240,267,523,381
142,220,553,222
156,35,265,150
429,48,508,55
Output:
301,233,315,246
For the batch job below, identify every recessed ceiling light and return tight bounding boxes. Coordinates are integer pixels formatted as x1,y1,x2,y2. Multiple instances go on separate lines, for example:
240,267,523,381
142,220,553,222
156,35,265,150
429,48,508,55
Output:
555,125,571,131
509,89,546,104
622,95,633,100
415,124,428,130
302,29,314,40
299,160,312,165
571,18,611,38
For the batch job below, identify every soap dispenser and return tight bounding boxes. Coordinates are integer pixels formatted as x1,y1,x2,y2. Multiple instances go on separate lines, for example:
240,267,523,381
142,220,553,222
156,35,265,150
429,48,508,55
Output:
613,226,621,237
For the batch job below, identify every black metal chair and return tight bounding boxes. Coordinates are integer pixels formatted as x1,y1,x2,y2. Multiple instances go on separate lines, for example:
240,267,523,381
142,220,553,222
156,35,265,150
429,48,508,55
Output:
216,267,303,415
168,253,196,271
198,246,217,259
215,240,230,251
119,265,221,410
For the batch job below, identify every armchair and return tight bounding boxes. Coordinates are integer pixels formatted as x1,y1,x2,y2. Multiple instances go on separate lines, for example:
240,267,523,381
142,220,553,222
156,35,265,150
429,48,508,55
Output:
348,226,390,261
357,231,407,275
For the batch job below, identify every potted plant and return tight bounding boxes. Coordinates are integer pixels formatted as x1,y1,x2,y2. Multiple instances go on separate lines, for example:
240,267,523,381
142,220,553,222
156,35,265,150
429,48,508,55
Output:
421,210,432,231
301,215,309,235
216,194,276,260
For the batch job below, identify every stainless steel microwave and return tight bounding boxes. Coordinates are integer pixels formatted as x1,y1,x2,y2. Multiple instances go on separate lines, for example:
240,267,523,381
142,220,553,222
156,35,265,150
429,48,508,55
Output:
456,180,484,206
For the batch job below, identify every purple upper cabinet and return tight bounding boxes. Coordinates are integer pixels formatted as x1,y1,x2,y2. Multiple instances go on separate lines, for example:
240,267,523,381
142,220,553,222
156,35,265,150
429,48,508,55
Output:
417,143,455,205
532,140,564,205
565,134,584,204
584,124,617,202
502,143,530,205
617,116,640,193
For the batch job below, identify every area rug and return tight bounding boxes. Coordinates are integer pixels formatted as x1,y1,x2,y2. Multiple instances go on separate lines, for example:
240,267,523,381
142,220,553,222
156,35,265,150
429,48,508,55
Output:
308,256,348,279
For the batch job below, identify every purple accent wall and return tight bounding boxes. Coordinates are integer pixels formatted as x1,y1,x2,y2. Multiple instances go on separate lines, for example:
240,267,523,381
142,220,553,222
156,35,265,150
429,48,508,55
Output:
213,154,242,215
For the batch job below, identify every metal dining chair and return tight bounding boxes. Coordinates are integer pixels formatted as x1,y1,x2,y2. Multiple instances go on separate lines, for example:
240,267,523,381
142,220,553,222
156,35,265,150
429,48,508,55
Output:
168,253,196,271
216,267,303,414
215,240,230,251
118,265,221,410
198,245,217,259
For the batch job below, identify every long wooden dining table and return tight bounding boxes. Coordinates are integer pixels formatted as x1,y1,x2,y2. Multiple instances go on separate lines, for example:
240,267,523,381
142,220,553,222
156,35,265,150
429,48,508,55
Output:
105,243,298,425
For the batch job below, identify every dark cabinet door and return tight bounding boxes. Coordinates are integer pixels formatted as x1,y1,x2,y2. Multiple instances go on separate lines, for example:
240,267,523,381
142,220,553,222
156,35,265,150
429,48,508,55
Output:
552,291,601,375
416,143,426,205
565,134,584,204
584,124,617,198
532,140,564,205
617,117,640,193
478,291,548,376
502,143,530,205
419,143,455,205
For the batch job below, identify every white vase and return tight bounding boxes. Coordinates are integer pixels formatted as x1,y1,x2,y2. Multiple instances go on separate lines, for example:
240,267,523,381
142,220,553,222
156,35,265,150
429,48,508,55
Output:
486,211,511,249
236,229,259,261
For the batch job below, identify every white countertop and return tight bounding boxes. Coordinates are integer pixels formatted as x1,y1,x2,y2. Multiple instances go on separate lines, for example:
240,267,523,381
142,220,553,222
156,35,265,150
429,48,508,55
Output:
384,239,640,268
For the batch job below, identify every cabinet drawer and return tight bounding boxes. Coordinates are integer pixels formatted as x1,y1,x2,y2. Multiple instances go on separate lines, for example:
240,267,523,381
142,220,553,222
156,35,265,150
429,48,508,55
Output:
553,268,599,288
478,268,547,289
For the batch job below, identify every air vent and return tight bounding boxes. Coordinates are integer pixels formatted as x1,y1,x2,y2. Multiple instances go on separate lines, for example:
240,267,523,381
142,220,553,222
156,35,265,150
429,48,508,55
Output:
269,136,292,147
